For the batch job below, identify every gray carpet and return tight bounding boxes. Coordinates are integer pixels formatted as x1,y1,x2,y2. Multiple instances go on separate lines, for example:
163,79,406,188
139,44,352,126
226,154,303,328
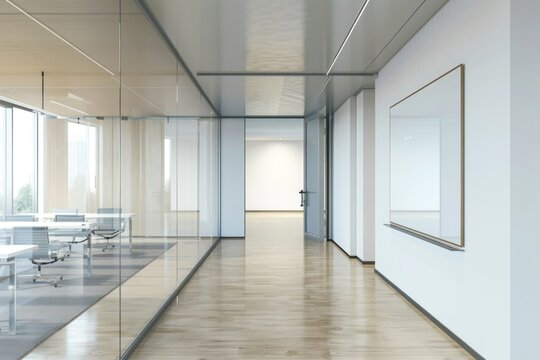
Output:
0,239,175,360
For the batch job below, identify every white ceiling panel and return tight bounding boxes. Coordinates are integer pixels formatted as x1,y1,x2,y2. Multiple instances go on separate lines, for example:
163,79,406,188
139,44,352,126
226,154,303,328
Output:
144,0,449,117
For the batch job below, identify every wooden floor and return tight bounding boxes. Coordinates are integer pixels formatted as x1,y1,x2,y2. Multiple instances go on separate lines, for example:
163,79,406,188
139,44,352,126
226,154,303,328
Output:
24,237,215,359
130,212,472,359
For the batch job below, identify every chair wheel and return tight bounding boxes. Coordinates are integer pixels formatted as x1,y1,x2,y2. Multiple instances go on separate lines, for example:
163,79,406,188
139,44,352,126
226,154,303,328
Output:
32,279,36,283
59,276,63,280
102,248,106,252
53,283,58,288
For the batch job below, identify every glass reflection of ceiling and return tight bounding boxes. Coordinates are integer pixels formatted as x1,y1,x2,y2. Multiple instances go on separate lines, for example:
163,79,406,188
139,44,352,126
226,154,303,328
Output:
0,0,208,118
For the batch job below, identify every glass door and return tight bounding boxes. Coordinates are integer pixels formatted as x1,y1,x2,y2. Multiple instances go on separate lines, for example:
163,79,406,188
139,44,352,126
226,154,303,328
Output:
303,113,325,240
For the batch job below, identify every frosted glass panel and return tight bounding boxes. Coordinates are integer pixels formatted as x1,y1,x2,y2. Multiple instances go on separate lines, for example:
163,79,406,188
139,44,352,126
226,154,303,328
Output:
390,65,463,247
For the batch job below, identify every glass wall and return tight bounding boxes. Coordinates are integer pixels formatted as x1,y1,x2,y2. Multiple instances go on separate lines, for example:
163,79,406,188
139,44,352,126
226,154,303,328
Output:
0,0,220,358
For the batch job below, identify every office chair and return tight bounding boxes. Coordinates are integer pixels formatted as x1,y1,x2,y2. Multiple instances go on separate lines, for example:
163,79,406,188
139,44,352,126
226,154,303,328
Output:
53,214,90,256
13,227,65,287
93,208,123,252
5,215,35,222
51,208,78,215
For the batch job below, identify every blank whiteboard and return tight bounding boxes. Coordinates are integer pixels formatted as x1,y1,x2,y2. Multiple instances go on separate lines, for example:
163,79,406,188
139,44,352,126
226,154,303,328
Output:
389,65,464,248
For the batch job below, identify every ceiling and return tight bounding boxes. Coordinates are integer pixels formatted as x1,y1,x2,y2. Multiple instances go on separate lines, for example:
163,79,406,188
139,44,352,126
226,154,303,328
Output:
143,0,449,117
245,118,303,141
0,0,448,119
0,0,213,118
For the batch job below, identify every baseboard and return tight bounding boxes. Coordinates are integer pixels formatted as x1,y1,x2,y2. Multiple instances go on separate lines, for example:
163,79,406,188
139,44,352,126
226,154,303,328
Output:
374,269,485,360
327,239,375,265
221,237,245,240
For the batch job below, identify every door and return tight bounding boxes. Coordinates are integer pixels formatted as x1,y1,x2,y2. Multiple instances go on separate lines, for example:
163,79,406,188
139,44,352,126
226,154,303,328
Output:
303,113,325,240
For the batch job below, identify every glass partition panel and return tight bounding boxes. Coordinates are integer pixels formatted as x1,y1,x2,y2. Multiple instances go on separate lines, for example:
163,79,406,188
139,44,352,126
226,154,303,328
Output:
0,0,219,357
176,117,200,278
119,0,186,353
199,115,220,254
0,0,122,358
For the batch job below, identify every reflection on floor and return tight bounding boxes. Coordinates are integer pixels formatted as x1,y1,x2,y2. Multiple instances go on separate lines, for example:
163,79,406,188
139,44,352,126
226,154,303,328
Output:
0,238,174,360
131,212,472,359
22,237,215,360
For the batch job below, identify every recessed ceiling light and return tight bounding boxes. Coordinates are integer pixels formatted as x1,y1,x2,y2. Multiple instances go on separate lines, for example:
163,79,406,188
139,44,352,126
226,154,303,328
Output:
68,92,89,103
326,0,371,76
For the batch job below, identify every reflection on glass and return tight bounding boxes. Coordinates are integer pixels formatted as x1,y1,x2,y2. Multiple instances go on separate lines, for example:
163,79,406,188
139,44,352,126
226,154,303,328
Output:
390,65,463,247
0,0,220,357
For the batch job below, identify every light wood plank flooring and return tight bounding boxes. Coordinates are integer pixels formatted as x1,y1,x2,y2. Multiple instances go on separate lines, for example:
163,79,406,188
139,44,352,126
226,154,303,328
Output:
130,212,472,359
24,237,215,359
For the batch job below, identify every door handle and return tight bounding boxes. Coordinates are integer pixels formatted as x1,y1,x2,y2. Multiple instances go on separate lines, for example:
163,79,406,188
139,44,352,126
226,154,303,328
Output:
299,190,306,207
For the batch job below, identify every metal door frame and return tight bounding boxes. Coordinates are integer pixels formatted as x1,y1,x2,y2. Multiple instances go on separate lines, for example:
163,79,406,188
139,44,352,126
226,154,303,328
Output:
303,110,327,240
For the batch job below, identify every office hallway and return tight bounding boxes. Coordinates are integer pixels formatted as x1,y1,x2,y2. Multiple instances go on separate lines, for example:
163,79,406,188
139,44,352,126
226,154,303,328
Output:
131,212,471,359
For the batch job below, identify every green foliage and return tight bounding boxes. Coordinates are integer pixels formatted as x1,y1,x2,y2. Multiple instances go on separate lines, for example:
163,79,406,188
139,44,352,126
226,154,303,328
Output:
14,183,33,213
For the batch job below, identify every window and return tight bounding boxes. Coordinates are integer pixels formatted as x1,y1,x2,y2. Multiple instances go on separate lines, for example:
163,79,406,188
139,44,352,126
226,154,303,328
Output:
0,103,39,214
12,108,38,213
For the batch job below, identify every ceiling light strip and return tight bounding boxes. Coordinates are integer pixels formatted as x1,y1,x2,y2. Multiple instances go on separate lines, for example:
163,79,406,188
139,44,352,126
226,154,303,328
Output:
311,76,333,108
5,0,116,77
50,100,89,115
326,0,371,76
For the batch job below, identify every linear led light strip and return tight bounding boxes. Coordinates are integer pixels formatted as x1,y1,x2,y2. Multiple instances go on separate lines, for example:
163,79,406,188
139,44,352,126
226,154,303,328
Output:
326,0,371,76
5,0,116,77
50,100,89,115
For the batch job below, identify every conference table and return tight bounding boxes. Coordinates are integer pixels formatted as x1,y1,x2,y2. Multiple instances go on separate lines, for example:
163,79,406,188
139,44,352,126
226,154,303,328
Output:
0,221,96,275
32,213,135,251
0,245,37,335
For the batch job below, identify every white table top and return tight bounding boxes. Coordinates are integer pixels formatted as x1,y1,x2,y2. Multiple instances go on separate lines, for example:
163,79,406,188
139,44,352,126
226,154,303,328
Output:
0,245,37,259
33,213,134,219
0,222,95,230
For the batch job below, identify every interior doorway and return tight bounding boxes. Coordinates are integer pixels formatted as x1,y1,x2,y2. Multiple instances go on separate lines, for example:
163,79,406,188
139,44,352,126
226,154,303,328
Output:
245,118,304,212
245,118,305,235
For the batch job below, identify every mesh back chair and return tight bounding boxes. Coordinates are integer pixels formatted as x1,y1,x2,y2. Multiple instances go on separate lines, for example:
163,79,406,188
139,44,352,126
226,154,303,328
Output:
53,214,90,256
93,208,123,252
51,208,78,215
13,227,65,287
5,215,35,222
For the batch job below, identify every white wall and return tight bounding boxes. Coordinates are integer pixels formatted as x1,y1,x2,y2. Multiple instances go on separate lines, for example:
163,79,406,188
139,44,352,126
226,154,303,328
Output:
510,0,540,358
332,92,376,262
220,118,245,237
246,140,303,211
356,90,375,262
332,97,356,255
374,1,510,359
